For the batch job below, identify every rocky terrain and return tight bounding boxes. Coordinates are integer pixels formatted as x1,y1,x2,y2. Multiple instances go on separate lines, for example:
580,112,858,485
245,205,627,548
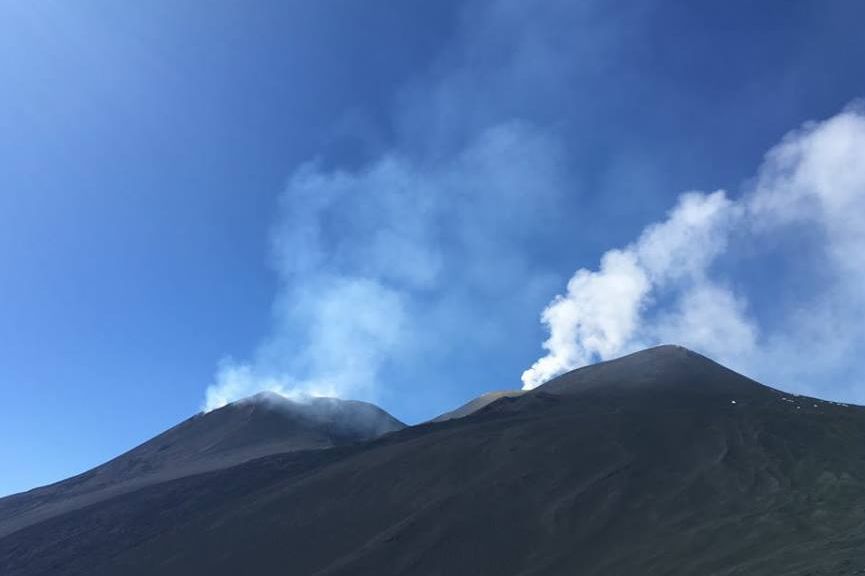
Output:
2,345,863,575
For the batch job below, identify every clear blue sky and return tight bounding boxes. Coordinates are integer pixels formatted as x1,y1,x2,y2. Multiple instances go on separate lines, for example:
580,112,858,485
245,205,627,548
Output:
2,0,865,496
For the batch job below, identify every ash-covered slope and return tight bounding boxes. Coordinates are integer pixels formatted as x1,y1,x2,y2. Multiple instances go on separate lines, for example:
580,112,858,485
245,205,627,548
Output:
0,392,404,538
540,344,773,399
431,390,524,422
2,346,864,576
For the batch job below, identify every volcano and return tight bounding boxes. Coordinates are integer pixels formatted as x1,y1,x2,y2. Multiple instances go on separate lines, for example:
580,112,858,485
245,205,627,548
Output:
1,345,863,576
0,392,403,539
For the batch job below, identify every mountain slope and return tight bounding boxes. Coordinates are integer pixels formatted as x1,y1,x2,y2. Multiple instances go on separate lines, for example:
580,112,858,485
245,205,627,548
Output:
431,389,524,422
0,392,404,538
1,346,863,576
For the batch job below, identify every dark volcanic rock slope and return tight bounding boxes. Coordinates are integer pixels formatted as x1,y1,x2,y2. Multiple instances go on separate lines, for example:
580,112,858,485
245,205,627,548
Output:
0,393,404,538
431,389,524,422
1,346,864,576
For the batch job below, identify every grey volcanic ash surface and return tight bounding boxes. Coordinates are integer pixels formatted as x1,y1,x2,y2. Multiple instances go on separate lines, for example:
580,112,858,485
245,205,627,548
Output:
431,389,524,422
0,392,403,538
1,346,864,576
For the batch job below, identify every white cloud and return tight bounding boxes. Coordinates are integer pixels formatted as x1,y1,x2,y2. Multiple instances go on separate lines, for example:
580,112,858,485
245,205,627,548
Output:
203,277,406,412
524,106,865,400
742,104,865,399
521,249,649,389
203,121,567,411
200,0,865,410
522,190,739,388
653,283,757,363
749,105,865,282
634,191,739,284
201,0,605,412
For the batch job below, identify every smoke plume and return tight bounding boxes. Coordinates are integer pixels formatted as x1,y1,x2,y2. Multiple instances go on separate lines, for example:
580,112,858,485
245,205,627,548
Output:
523,105,865,399
202,0,865,412
203,122,566,411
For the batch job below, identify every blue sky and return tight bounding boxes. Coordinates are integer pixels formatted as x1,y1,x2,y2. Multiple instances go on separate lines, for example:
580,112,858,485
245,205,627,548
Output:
2,1,865,496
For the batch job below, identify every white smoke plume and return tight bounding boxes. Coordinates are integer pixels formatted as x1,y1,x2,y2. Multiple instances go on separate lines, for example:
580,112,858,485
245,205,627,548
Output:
203,278,407,411
523,105,865,397
201,0,618,411
203,122,567,411
200,0,865,411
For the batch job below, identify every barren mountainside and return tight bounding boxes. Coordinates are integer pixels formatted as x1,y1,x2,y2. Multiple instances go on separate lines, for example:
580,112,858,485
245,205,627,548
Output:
1,346,863,576
0,393,404,539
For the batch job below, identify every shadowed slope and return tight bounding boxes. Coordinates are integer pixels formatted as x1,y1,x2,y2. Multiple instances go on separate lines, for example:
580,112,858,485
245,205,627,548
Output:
1,346,863,576
0,393,404,538
431,390,524,422
539,344,775,398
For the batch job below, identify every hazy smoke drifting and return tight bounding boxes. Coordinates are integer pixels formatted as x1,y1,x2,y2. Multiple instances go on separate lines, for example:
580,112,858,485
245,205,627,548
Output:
203,278,408,411
523,105,865,396
200,0,611,411
202,0,865,411
203,122,566,411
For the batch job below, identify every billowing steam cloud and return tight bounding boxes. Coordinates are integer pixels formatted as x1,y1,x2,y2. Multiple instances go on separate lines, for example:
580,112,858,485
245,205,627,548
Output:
523,105,865,394
521,191,740,388
204,278,408,410
202,0,586,412
203,122,566,411
203,0,865,412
